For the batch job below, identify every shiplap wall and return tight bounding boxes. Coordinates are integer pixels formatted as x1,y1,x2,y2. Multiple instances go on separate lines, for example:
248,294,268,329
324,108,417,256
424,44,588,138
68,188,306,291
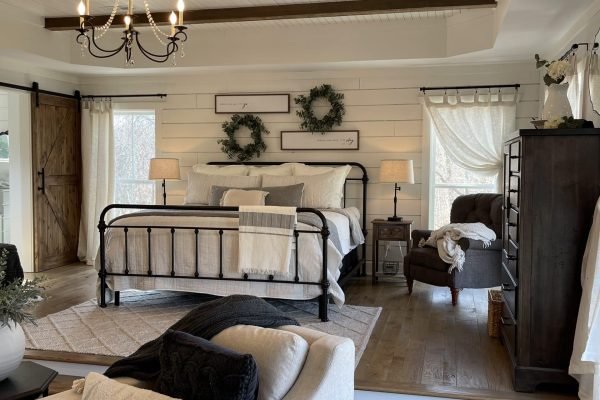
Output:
82,62,540,267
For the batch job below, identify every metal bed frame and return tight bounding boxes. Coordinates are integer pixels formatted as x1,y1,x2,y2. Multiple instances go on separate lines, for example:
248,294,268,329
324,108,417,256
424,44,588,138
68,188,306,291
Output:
97,162,368,322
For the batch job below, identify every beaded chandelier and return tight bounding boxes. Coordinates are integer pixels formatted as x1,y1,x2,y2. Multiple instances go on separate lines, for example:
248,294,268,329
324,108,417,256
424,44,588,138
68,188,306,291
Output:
76,0,188,65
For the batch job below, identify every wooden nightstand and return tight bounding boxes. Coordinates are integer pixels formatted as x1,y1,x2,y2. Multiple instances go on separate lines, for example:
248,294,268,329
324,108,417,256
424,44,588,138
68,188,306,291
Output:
371,219,412,283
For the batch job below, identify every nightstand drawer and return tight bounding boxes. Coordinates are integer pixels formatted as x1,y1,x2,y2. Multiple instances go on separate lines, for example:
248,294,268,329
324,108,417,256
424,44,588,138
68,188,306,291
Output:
378,226,408,240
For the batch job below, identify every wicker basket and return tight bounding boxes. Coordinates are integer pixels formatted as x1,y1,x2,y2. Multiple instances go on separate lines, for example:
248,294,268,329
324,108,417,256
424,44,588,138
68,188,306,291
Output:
487,289,504,338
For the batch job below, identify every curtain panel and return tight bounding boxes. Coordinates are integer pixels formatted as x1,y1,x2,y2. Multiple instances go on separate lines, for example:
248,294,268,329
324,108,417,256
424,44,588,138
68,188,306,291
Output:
424,92,518,190
78,100,115,265
566,53,589,119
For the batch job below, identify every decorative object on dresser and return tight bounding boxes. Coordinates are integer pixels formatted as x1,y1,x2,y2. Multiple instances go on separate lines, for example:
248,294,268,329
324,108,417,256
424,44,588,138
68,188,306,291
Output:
75,0,188,65
218,114,269,161
281,130,359,150
294,84,345,133
0,361,57,400
215,94,290,114
535,54,574,121
379,159,414,221
149,158,180,206
371,219,412,283
501,128,600,392
403,194,503,305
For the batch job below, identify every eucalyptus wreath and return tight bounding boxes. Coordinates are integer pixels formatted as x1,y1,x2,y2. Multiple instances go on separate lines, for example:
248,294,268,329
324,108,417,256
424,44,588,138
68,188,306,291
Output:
294,84,345,133
218,114,269,162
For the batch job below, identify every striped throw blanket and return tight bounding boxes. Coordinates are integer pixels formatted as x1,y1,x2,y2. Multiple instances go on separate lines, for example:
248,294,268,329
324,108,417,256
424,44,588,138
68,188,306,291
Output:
238,206,297,275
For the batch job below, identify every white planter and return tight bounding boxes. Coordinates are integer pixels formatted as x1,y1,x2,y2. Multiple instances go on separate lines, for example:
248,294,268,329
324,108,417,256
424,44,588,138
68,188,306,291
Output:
542,83,573,121
0,322,25,381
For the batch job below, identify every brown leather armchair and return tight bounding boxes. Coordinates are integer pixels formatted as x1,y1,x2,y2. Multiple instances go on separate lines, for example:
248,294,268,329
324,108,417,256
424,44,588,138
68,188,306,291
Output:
403,193,503,305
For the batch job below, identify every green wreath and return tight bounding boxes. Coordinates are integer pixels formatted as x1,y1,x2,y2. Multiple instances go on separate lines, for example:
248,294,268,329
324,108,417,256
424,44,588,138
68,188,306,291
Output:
218,114,269,162
294,84,345,133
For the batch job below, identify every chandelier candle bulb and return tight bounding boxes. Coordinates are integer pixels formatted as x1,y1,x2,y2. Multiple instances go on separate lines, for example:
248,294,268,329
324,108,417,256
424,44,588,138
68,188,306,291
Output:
86,0,90,15
177,0,185,25
169,12,177,37
124,15,131,30
78,0,85,25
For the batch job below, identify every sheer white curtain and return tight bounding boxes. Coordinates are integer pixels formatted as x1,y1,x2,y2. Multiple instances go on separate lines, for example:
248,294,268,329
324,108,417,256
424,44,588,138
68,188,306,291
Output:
424,92,518,190
78,100,115,265
566,53,588,118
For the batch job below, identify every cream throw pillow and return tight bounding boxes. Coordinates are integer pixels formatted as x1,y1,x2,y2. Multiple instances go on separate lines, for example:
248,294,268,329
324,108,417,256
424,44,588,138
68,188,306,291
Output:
262,169,346,209
248,163,296,176
212,325,309,400
79,372,177,400
185,172,261,204
192,163,249,175
221,189,268,206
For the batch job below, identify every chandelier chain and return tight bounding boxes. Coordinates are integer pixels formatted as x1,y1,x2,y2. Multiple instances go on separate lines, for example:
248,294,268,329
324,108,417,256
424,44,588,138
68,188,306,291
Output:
144,0,170,46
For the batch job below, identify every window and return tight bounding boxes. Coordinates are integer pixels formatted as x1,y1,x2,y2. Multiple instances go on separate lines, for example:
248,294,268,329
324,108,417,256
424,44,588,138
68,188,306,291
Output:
430,131,497,229
113,110,156,205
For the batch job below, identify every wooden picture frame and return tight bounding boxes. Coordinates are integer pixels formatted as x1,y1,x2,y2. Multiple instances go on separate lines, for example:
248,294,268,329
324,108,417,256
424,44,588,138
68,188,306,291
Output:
281,130,360,150
215,94,290,114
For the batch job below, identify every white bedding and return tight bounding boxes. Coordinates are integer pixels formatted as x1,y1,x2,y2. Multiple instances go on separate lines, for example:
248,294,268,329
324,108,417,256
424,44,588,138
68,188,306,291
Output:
95,209,361,306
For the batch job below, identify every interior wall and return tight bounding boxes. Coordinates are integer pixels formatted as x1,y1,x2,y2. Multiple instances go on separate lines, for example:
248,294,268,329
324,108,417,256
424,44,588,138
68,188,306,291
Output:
0,93,7,183
80,62,539,269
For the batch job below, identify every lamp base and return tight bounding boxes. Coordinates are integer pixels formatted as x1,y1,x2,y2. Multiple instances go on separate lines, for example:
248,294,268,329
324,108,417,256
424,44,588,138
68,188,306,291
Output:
387,216,403,222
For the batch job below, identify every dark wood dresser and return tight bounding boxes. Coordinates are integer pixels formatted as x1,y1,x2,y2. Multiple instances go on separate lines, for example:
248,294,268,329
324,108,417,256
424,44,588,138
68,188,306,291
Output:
501,128,600,392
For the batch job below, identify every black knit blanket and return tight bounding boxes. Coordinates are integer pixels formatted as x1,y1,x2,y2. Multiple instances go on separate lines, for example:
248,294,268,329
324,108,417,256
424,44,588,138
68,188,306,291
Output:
104,295,299,381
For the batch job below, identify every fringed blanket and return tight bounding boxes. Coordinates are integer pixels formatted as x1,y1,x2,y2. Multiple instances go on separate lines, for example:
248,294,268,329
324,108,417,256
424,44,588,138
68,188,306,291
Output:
421,222,496,273
104,295,299,381
238,206,297,275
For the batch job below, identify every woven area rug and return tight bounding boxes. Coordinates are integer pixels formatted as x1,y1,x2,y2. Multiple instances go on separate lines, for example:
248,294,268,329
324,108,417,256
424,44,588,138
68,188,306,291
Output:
24,291,381,365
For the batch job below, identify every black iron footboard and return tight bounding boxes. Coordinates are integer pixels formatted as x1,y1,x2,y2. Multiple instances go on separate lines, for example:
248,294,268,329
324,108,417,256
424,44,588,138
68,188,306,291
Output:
97,205,332,321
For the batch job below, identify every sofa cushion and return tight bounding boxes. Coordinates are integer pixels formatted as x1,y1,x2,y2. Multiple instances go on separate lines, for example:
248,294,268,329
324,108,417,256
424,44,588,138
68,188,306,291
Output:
80,372,176,400
212,325,309,400
407,247,450,272
156,330,259,400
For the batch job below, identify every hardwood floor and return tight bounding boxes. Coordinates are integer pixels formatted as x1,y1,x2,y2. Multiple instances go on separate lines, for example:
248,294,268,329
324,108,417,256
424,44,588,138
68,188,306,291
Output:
27,264,577,399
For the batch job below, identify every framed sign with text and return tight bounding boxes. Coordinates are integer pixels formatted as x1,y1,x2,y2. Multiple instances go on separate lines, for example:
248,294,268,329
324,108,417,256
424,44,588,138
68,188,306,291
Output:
281,130,359,150
215,94,290,114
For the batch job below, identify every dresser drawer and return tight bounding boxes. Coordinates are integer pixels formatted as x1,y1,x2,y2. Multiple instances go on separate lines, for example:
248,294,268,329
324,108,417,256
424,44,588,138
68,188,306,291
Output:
502,264,518,318
501,304,517,358
509,141,521,173
503,251,518,283
377,226,408,240
508,176,520,208
508,208,519,243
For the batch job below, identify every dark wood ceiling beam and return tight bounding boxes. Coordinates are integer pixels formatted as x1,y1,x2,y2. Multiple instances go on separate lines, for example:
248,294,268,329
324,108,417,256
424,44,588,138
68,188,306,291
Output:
45,0,496,31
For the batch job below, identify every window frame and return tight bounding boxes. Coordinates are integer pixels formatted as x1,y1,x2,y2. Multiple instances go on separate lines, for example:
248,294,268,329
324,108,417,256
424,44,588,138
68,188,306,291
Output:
112,108,157,206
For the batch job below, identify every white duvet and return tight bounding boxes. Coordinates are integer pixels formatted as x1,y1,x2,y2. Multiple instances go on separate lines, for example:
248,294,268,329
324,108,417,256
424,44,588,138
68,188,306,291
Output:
95,210,358,306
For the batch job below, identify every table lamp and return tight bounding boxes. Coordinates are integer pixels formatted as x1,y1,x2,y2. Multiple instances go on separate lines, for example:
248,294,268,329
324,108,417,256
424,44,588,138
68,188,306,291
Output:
379,159,414,221
149,158,180,205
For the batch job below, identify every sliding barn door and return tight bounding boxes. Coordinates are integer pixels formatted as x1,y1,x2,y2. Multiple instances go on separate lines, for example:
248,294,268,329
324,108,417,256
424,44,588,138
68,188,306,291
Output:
31,94,82,271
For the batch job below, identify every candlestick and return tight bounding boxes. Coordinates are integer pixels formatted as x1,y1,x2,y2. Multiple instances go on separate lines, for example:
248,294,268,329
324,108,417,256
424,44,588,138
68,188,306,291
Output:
177,0,185,26
169,11,177,37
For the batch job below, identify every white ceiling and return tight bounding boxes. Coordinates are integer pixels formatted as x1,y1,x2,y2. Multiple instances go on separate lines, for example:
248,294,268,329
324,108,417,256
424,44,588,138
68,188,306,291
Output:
0,0,598,74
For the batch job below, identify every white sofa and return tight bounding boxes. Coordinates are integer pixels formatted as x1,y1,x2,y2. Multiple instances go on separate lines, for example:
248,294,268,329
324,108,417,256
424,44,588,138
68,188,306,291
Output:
46,325,355,400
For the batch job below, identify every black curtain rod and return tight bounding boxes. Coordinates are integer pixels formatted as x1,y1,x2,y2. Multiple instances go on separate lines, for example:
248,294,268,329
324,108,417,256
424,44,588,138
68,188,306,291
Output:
81,94,167,99
420,84,520,92
0,81,80,101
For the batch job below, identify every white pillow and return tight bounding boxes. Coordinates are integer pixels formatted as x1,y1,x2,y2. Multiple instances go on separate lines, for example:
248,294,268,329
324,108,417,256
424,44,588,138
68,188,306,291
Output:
212,325,309,400
221,189,268,206
185,172,261,204
192,163,249,176
248,163,296,176
80,372,176,400
262,170,345,209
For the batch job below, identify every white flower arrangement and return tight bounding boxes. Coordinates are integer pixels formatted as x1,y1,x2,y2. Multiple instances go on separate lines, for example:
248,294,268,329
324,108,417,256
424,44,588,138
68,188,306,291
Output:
544,117,562,129
535,54,573,86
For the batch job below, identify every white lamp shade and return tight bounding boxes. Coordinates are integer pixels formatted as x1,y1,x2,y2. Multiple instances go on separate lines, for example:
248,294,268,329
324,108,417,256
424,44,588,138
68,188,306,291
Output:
149,158,181,180
379,159,414,184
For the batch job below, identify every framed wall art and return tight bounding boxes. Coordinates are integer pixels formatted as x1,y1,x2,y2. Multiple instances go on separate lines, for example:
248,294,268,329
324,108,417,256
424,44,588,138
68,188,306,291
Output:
215,94,290,114
281,130,359,150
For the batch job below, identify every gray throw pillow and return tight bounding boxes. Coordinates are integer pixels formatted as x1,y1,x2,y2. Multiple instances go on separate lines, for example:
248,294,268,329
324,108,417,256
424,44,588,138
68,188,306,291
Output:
262,183,304,207
209,184,304,207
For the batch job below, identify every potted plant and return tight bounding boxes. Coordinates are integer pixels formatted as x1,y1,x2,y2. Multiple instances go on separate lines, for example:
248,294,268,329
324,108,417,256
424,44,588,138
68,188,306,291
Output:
535,54,573,122
0,249,45,381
